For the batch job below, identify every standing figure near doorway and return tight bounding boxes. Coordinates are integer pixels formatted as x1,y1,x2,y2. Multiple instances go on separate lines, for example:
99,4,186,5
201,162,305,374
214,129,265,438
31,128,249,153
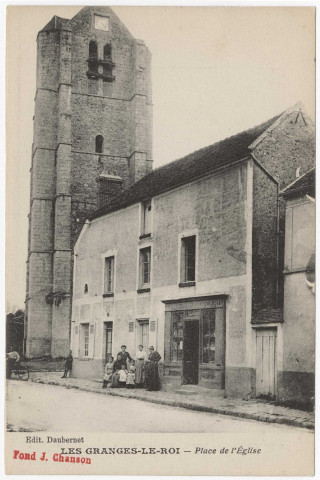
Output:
117,345,132,369
144,346,161,391
135,345,147,388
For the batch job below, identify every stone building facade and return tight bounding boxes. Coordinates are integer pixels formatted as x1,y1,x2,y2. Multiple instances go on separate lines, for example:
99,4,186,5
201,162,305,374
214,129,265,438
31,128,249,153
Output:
278,169,315,409
70,107,315,399
25,6,152,357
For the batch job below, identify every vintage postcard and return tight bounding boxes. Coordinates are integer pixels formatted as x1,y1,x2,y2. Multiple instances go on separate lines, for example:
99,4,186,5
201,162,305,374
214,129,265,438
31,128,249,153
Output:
5,5,315,476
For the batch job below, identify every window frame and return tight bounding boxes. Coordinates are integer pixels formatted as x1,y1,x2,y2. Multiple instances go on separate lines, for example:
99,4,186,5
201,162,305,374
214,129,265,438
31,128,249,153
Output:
104,256,115,295
140,199,152,239
95,135,104,154
179,232,198,286
137,245,152,293
80,323,90,358
101,249,117,298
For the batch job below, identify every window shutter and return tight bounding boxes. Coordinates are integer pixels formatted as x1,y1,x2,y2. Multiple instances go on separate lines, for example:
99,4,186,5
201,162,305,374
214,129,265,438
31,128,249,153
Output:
88,323,95,358
73,324,79,358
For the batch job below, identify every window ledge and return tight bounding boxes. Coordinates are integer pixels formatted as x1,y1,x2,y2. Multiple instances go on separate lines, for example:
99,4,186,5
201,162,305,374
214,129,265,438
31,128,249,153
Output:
179,281,196,288
103,292,114,298
139,233,151,240
137,287,150,294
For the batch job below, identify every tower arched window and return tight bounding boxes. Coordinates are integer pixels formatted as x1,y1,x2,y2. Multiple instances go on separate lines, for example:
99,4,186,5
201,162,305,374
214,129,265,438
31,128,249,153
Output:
89,41,98,59
95,135,104,154
87,41,99,77
104,44,112,59
102,43,115,82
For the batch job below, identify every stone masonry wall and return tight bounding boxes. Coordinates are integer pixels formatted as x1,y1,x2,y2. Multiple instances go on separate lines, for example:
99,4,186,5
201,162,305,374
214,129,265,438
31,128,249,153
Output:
253,111,315,190
251,164,278,315
26,7,152,357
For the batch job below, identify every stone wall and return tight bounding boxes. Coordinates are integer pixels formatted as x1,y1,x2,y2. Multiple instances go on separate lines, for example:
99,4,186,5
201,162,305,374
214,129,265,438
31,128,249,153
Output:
26,6,152,357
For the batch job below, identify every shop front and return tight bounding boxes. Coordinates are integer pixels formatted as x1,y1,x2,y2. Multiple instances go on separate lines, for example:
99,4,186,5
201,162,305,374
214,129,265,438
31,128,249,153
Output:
162,295,226,390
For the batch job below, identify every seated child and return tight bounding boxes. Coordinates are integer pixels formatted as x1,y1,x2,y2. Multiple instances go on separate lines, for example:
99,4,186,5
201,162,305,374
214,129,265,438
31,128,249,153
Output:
118,364,127,387
102,356,114,388
126,365,136,389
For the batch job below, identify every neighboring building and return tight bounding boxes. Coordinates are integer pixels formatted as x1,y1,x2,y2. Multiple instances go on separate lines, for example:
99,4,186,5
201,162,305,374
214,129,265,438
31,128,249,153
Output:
25,7,152,357
70,106,315,399
278,168,315,409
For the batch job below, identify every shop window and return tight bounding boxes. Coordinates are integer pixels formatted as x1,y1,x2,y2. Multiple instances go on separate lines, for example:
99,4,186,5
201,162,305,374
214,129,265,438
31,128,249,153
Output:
180,236,196,283
104,256,114,294
170,312,184,362
201,309,215,363
80,323,90,357
95,135,104,153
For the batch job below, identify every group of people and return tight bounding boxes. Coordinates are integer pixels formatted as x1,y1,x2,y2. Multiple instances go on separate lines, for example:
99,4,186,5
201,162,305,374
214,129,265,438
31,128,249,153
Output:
103,345,161,391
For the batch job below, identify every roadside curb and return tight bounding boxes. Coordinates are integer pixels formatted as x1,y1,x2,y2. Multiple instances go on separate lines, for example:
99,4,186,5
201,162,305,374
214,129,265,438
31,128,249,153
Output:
29,377,314,431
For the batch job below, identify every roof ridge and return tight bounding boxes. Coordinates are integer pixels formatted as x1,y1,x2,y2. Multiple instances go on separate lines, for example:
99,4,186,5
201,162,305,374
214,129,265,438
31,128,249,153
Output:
143,112,283,178
88,109,293,221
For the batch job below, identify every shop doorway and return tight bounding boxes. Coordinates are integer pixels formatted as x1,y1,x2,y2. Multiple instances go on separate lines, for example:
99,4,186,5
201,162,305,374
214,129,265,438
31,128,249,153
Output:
183,320,199,384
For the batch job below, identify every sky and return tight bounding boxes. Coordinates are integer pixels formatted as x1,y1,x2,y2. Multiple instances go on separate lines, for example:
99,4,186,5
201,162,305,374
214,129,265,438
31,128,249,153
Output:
5,5,315,311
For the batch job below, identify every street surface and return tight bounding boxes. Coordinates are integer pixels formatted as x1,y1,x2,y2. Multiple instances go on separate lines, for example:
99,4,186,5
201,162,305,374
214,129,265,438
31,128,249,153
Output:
6,380,314,434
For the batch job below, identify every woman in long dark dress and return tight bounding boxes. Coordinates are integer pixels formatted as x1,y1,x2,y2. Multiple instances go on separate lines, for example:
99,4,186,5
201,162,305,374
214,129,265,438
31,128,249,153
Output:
144,346,161,391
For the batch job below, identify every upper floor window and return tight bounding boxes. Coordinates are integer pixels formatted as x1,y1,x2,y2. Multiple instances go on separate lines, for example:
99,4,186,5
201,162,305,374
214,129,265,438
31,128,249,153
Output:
104,256,114,294
140,200,152,238
104,44,112,59
102,43,115,82
139,247,151,287
88,41,99,77
95,135,104,153
89,40,98,59
94,14,109,31
180,236,196,284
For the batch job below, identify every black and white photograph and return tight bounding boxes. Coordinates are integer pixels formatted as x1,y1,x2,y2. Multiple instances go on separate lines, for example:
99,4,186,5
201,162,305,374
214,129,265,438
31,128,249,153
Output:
5,4,316,476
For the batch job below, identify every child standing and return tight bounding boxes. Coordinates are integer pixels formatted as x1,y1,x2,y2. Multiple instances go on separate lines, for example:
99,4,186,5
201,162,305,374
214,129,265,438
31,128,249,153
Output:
126,365,136,389
102,356,114,388
118,364,128,387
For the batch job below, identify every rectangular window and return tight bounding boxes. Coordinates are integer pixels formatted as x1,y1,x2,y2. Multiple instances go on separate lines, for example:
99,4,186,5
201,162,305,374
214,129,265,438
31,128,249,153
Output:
140,247,151,286
201,309,216,363
170,312,184,362
104,256,114,293
141,200,152,237
80,323,90,357
181,236,196,283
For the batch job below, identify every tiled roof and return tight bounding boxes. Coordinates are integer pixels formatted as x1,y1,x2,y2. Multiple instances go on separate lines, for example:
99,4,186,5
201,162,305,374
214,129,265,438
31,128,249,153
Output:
90,113,282,220
280,168,315,199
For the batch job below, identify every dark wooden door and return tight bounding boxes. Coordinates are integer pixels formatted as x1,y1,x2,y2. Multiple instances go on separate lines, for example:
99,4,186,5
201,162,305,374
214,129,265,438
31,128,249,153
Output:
183,320,199,384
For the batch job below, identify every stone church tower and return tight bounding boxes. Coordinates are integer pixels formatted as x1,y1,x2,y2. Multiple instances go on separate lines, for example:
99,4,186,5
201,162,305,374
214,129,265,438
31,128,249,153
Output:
25,6,152,357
